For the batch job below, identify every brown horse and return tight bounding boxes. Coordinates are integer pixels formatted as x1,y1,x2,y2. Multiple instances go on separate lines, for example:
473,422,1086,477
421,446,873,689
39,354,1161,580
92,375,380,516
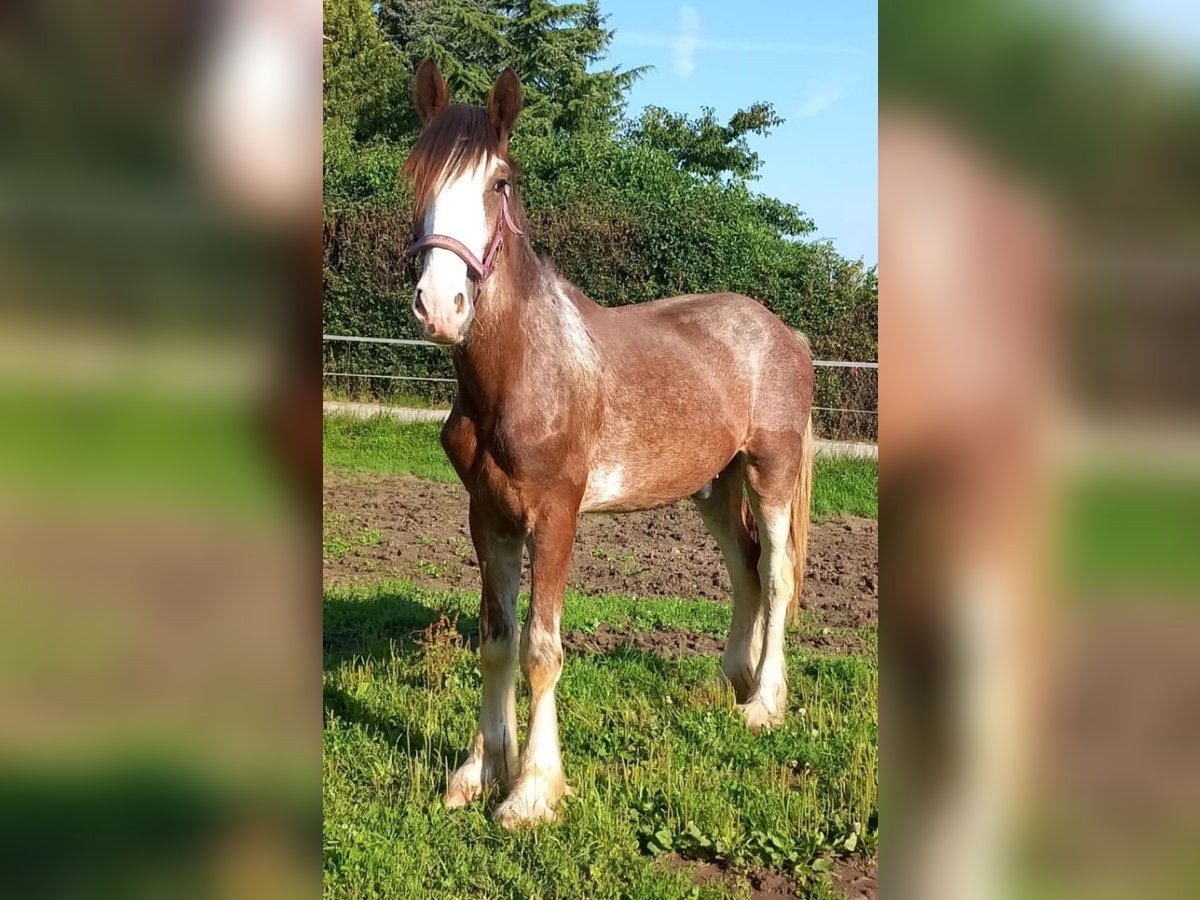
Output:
402,59,815,827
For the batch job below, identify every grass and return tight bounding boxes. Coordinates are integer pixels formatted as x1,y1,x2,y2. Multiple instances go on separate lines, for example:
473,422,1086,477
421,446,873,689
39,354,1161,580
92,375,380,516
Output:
323,582,878,899
323,414,878,520
323,418,454,482
809,455,878,519
323,513,384,560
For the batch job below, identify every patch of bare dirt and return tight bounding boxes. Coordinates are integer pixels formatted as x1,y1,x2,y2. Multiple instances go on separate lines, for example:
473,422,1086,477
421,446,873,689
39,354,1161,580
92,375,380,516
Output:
829,855,878,899
563,623,726,657
324,472,877,640
561,622,869,658
660,851,877,900
661,851,799,899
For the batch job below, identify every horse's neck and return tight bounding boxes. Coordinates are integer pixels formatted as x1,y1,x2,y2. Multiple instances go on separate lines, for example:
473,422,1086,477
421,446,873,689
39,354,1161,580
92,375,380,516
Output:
451,304,523,413
453,258,600,419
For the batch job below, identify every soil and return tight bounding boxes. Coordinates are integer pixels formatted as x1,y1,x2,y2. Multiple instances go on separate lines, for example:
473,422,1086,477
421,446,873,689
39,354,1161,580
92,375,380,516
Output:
564,623,728,658
324,472,877,644
661,851,877,900
828,854,879,899
560,622,869,658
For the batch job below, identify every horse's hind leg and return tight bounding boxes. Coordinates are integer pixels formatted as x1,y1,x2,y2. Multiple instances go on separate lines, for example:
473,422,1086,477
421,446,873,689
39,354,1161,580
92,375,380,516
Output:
741,438,806,731
693,455,763,703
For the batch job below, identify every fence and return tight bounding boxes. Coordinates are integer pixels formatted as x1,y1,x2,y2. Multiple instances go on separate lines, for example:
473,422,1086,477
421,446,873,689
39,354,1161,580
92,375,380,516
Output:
323,334,878,442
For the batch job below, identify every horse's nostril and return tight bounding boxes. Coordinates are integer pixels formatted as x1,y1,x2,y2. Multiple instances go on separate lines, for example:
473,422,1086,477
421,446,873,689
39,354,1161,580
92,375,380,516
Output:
454,292,466,314
424,323,437,336
414,289,427,318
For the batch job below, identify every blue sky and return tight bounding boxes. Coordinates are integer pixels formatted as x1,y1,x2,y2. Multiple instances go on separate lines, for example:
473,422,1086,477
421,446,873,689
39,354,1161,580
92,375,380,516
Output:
600,0,878,265
1100,0,1200,66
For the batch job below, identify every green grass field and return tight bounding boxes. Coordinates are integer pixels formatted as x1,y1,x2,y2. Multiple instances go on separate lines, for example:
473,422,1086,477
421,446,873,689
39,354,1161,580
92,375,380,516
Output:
323,415,878,898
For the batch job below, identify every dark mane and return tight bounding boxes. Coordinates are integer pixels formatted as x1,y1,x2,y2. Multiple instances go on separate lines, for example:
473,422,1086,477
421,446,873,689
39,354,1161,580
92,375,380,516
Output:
402,104,500,220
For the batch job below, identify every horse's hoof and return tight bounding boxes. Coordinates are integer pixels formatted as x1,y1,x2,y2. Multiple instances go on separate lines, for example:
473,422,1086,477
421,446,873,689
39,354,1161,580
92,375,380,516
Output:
495,803,556,829
719,667,756,705
444,760,484,808
444,780,481,808
739,697,785,732
493,774,564,828
494,796,557,829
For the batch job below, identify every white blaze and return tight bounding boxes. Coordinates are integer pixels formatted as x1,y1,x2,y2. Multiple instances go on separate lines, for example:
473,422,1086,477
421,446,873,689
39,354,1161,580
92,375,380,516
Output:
416,159,494,329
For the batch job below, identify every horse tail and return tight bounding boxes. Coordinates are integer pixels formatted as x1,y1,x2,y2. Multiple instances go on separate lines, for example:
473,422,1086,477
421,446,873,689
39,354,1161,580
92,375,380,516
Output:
788,410,814,623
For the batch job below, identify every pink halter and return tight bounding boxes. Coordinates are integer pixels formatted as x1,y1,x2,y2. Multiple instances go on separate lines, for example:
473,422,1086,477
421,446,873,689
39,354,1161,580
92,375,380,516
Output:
406,184,524,282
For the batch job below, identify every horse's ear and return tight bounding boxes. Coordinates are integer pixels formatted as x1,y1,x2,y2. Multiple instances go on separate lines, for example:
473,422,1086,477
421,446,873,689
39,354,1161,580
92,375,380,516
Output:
413,58,450,124
487,68,523,152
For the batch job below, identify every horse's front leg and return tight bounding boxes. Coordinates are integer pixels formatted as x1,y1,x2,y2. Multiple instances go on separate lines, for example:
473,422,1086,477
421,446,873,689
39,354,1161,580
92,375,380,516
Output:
445,502,522,807
494,501,577,828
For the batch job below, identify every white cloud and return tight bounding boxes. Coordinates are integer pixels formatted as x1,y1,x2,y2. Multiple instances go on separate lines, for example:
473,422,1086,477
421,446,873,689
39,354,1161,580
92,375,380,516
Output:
614,7,867,81
671,4,701,78
796,84,848,118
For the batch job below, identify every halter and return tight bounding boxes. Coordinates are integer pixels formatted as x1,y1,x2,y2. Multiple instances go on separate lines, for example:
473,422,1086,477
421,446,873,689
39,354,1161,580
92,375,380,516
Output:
406,183,524,283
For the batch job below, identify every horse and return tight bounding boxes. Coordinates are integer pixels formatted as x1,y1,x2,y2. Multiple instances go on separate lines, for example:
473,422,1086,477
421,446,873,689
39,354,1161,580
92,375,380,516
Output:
401,58,815,828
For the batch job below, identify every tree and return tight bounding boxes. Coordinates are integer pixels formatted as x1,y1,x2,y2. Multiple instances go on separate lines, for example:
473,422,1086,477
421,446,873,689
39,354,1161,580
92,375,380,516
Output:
323,0,413,142
626,102,785,180
375,0,646,137
503,0,645,135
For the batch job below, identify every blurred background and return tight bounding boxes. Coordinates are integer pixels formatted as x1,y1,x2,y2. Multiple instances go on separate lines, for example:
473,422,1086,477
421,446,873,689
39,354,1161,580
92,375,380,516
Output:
0,0,318,897
880,1,1199,898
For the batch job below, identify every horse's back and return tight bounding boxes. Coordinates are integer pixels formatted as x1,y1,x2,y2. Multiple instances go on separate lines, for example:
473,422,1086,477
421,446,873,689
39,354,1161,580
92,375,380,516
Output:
594,291,811,417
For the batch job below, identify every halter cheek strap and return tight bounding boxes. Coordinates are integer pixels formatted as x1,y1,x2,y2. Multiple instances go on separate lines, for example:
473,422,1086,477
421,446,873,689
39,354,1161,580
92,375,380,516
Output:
406,185,524,282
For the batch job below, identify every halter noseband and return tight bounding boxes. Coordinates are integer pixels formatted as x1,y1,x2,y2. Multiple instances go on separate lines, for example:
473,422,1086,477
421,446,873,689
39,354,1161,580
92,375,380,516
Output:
406,184,524,283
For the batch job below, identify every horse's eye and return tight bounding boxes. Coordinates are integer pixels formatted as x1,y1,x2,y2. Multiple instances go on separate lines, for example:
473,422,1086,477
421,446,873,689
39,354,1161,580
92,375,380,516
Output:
494,179,508,193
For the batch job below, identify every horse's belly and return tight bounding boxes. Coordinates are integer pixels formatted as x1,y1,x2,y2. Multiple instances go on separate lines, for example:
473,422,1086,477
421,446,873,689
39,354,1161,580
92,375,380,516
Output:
580,438,737,513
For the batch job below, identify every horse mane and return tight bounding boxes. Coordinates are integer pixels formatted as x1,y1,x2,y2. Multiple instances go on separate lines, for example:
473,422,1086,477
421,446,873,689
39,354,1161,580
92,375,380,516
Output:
402,104,501,222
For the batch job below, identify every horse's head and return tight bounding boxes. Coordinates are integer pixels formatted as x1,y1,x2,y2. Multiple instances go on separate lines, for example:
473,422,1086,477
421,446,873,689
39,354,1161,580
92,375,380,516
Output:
402,59,524,345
